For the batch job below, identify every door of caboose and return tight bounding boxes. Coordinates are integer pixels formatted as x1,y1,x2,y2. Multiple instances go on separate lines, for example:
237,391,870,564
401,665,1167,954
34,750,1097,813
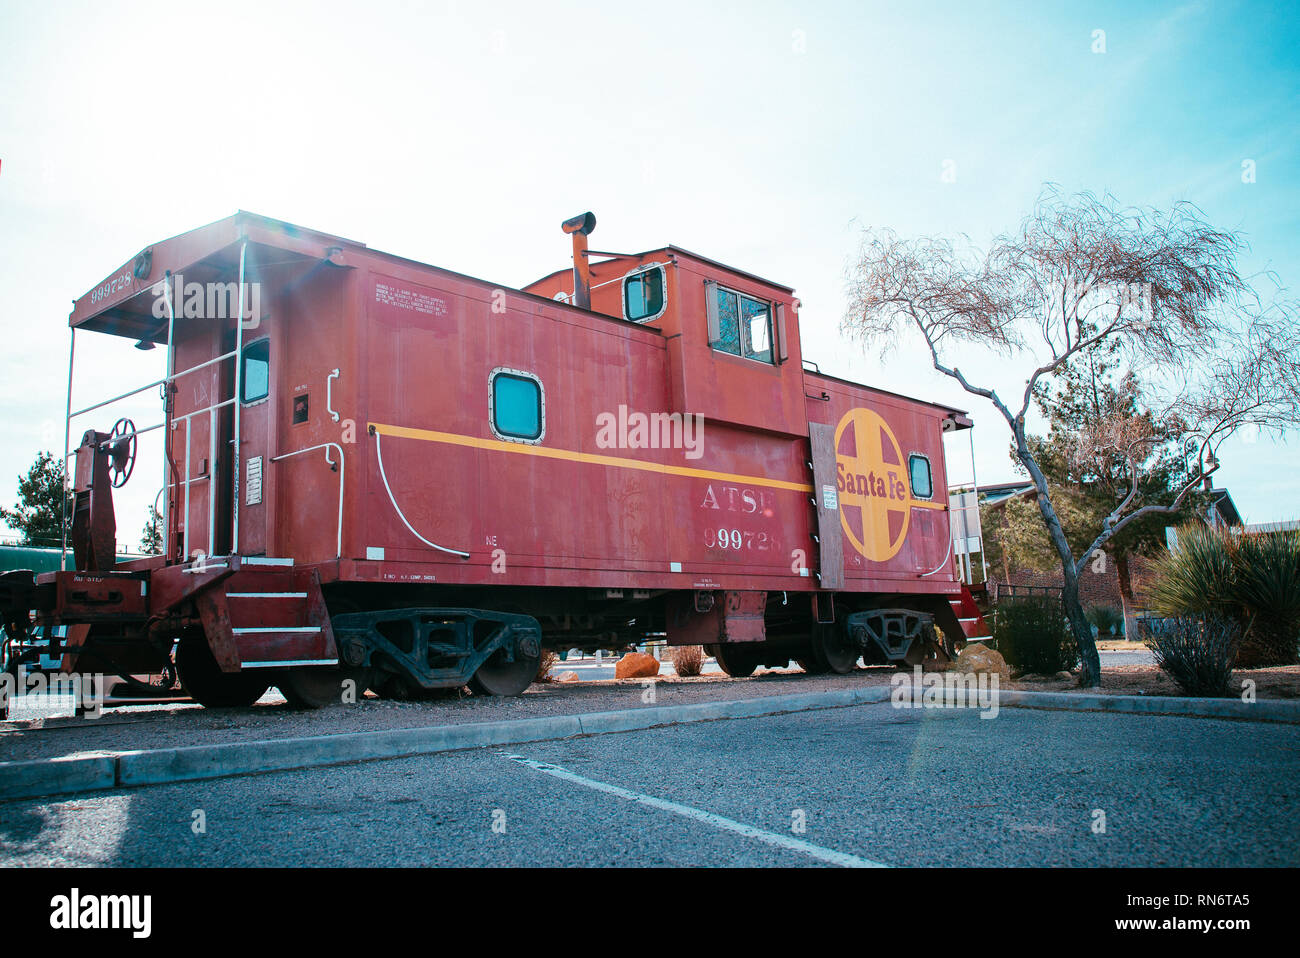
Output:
214,330,272,557
233,335,272,556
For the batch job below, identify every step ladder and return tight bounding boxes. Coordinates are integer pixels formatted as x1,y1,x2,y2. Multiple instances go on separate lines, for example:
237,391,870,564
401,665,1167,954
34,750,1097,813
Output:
206,559,336,669
949,584,992,644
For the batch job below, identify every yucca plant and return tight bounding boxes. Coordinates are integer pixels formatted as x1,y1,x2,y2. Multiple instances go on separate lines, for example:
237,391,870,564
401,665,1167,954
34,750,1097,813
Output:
1232,529,1300,667
1148,524,1300,667
1086,605,1123,636
1147,524,1236,618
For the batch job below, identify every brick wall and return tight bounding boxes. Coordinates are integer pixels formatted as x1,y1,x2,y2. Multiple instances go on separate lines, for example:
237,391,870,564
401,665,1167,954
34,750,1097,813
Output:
994,553,1159,612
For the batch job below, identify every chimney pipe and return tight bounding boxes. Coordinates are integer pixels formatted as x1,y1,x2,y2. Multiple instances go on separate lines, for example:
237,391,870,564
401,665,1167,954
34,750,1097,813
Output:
561,212,597,309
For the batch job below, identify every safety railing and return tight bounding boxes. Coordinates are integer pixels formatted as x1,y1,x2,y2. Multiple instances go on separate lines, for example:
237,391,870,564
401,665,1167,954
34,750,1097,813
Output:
61,242,250,570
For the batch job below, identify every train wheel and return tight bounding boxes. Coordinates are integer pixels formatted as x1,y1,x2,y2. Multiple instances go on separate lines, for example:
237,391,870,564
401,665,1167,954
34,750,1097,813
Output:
278,666,374,709
373,672,461,701
796,655,830,675
711,644,759,678
469,646,540,697
903,623,953,672
812,623,859,675
176,635,270,708
372,671,419,700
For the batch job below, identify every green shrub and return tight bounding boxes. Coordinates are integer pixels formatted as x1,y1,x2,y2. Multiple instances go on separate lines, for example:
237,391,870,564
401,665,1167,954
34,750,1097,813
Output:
994,596,1078,675
1142,616,1240,697
1086,605,1123,636
1148,524,1300,667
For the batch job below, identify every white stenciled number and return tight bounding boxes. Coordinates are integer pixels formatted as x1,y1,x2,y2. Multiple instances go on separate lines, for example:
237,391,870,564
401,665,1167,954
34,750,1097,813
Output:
705,527,762,551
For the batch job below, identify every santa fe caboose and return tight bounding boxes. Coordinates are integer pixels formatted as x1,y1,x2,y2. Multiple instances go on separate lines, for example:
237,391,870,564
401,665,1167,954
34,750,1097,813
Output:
0,211,988,708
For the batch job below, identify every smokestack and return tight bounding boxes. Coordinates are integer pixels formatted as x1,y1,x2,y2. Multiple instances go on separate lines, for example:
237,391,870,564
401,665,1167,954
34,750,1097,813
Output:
561,212,597,309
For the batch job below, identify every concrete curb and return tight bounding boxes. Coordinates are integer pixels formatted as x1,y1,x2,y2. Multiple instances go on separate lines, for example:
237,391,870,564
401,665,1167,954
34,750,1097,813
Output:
0,753,117,801
994,687,1300,723
2,683,1295,801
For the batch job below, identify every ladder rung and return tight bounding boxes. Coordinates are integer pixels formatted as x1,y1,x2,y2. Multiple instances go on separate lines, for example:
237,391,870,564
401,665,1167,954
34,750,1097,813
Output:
241,658,338,669
230,626,321,635
227,592,308,599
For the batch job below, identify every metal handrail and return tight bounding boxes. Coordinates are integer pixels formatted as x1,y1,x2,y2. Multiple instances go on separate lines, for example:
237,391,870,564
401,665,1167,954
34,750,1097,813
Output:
270,443,345,558
60,247,251,570
231,242,248,554
68,349,238,420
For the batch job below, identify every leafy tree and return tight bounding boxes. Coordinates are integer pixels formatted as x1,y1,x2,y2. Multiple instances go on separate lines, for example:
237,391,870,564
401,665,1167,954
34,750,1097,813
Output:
984,344,1206,634
141,505,163,555
0,451,74,548
844,188,1300,687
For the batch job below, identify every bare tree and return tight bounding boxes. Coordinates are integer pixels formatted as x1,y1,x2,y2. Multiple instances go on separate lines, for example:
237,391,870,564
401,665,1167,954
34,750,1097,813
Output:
843,187,1300,687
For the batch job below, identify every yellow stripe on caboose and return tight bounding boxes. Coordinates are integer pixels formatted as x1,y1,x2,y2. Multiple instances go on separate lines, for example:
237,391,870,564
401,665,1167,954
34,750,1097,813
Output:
369,421,816,494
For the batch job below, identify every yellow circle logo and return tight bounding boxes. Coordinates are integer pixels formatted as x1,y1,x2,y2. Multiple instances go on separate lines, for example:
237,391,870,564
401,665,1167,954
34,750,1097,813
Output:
834,408,912,561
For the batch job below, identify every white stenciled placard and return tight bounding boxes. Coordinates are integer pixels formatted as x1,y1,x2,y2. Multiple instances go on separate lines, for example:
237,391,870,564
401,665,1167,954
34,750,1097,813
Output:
246,456,263,505
821,484,838,511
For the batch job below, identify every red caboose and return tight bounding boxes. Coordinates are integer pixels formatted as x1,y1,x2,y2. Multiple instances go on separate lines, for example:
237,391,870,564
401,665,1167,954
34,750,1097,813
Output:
0,211,986,707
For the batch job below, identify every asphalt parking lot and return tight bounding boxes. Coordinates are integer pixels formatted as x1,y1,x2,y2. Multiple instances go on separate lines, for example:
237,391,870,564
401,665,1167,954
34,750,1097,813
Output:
2,701,1294,867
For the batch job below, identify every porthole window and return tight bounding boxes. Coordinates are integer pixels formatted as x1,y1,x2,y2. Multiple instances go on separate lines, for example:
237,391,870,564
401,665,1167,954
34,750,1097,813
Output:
490,368,544,443
909,454,933,500
241,339,270,404
623,265,666,322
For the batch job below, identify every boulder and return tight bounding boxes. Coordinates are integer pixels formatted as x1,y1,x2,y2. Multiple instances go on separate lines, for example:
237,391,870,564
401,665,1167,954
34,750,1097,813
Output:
1055,671,1074,682
615,652,661,679
555,671,580,683
947,643,1010,681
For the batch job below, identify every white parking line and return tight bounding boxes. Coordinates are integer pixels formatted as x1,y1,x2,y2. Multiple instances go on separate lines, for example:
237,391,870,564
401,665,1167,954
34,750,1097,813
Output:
500,752,887,868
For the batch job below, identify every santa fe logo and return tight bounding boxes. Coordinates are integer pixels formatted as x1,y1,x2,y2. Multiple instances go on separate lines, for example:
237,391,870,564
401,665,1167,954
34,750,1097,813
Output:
834,408,913,562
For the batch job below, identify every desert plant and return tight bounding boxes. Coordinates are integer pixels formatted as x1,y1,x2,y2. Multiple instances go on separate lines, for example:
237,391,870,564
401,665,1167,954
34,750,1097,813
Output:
994,596,1079,675
670,645,706,677
1147,523,1236,617
1142,616,1241,697
1086,605,1124,636
1148,523,1300,667
1232,528,1300,666
535,649,559,683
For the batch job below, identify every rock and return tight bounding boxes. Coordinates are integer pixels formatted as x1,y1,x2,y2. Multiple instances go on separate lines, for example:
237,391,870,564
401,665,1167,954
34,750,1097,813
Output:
947,643,1010,681
615,652,661,679
555,671,580,683
1055,671,1074,682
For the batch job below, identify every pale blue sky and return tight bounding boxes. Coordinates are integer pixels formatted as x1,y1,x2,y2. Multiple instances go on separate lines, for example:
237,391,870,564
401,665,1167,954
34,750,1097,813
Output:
1,0,1296,541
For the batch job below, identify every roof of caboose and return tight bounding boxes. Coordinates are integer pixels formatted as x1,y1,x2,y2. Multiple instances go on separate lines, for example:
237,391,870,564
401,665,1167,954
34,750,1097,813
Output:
527,245,796,295
68,211,663,343
68,211,372,341
64,211,970,425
